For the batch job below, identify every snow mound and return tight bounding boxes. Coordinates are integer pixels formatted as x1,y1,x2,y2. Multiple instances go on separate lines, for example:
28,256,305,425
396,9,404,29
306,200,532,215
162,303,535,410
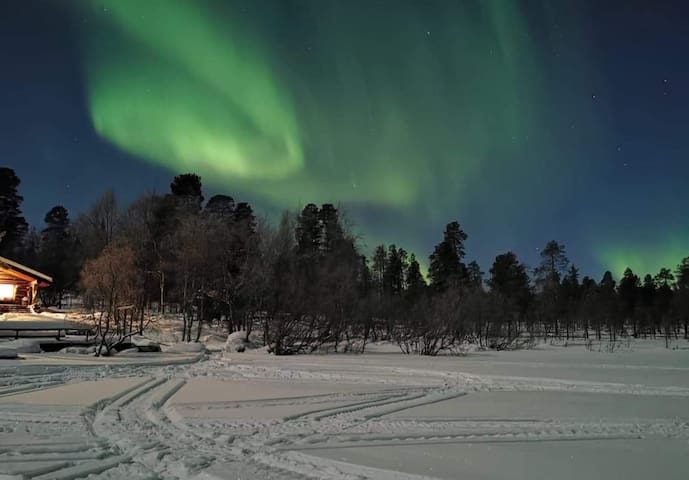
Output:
117,347,141,355
39,310,69,319
167,342,206,353
362,341,402,353
224,331,264,354
0,347,18,359
202,333,227,344
131,335,162,352
0,313,86,330
0,338,43,353
59,346,96,355
131,335,156,347
202,333,227,352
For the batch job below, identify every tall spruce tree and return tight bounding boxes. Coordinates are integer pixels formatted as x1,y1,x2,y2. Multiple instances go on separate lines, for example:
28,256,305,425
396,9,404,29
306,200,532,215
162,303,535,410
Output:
618,267,640,336
488,252,531,338
371,245,387,298
295,204,321,257
675,257,689,339
654,268,675,346
674,258,689,290
233,202,256,238
384,245,407,296
534,240,569,289
533,241,569,337
488,252,530,302
405,253,426,299
204,195,235,222
0,168,28,258
319,204,345,254
599,270,618,340
170,173,204,213
466,261,483,290
39,206,79,307
560,265,581,339
428,221,468,291
654,268,675,314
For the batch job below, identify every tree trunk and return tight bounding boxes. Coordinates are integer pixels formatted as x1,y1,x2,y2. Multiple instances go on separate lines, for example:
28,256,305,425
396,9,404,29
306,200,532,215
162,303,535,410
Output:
182,311,188,342
195,295,204,342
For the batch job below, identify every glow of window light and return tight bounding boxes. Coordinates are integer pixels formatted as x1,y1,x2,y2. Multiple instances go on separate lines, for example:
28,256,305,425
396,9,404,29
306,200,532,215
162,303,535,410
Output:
0,284,16,301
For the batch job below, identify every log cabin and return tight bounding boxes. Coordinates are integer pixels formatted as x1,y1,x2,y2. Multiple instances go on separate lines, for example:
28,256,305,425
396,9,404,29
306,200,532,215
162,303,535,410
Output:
0,256,52,313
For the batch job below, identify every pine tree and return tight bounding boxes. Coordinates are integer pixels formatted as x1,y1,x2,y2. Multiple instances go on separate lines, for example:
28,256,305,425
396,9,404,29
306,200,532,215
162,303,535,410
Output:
533,241,568,337
578,276,597,339
534,240,569,289
170,173,204,213
654,268,675,346
560,265,581,338
371,245,387,298
357,255,372,296
675,257,689,339
489,253,531,303
488,252,531,339
295,204,321,257
674,258,689,290
233,202,256,237
39,206,79,307
319,204,344,253
428,221,468,291
384,245,407,296
598,270,618,340
618,267,640,336
0,167,28,257
641,274,656,306
405,253,426,299
466,261,483,290
204,195,235,222
561,265,581,300
655,267,675,289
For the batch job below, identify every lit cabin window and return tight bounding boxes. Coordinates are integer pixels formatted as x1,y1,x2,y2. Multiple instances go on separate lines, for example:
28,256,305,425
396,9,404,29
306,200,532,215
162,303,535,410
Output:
0,284,16,301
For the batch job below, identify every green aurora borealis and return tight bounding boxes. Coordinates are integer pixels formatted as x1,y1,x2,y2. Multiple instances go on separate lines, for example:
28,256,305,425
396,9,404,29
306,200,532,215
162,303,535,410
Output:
72,0,687,278
81,1,302,180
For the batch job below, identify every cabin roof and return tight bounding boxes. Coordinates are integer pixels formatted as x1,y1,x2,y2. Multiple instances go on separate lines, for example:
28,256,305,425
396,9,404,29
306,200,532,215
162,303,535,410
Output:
0,256,53,283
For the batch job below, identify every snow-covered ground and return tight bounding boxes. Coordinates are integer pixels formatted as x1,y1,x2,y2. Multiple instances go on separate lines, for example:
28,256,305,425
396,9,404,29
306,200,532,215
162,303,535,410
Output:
0,339,688,479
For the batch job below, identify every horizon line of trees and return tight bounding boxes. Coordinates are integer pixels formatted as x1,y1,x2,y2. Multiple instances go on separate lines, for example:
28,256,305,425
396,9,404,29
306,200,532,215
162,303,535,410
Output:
1,166,688,354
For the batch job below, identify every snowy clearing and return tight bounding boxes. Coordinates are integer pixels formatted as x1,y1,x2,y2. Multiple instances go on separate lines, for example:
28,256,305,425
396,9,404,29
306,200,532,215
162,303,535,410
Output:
0,340,687,479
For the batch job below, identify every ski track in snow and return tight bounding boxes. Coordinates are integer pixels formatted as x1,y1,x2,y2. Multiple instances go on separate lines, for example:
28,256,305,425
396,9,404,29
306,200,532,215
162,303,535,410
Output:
0,350,688,479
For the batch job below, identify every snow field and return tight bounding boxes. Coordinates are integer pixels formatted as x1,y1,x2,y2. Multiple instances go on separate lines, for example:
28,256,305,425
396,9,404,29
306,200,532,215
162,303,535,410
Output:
0,340,687,479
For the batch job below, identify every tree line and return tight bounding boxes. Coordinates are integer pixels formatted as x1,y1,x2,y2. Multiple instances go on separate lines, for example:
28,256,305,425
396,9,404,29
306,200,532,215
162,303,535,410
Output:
1,167,687,354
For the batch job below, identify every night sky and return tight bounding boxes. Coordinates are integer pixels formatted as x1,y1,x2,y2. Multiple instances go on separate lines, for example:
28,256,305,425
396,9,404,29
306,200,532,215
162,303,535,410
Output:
1,0,688,278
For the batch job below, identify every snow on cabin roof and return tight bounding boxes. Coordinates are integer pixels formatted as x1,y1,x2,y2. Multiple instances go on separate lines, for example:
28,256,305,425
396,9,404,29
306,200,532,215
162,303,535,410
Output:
0,255,53,283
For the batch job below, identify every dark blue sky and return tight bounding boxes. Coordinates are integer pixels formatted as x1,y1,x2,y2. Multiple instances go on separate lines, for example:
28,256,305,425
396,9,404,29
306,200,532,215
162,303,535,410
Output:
1,0,688,278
